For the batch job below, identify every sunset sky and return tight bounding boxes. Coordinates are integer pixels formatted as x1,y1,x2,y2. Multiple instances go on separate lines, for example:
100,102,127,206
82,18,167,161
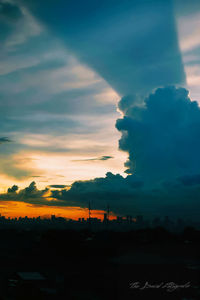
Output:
0,0,200,220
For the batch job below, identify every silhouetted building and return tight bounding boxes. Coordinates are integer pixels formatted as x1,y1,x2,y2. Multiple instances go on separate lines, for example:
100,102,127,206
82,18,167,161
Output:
126,215,132,223
152,217,161,227
136,215,144,227
7,272,47,299
116,216,123,224
51,215,56,221
103,213,108,223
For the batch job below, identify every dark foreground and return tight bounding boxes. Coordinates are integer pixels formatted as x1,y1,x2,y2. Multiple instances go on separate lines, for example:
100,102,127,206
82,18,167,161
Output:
0,227,199,300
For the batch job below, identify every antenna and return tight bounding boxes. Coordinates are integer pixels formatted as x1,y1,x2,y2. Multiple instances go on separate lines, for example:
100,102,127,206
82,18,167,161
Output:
88,200,91,220
107,203,110,221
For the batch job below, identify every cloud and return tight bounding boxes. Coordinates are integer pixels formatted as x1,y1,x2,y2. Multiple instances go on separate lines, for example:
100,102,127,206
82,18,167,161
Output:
0,136,12,144
49,184,68,189
49,171,199,219
116,86,200,183
99,156,113,161
178,174,200,186
0,174,133,211
0,148,44,180
0,1,22,22
7,184,18,193
21,0,185,96
0,181,51,205
175,0,200,17
29,85,199,219
72,155,113,162
0,168,199,220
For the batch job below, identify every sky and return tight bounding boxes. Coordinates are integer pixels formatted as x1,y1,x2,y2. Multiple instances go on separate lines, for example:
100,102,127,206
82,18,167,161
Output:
0,0,200,220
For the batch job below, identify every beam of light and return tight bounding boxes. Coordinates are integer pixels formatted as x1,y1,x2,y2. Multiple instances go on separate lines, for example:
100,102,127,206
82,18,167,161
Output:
177,11,200,102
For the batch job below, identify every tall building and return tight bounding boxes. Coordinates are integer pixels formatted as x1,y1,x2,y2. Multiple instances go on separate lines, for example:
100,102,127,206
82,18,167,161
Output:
103,213,108,223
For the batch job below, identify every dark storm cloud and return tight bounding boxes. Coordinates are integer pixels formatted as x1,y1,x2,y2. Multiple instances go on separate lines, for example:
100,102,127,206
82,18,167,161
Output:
41,86,200,219
51,172,143,211
116,86,200,182
0,174,143,210
21,0,185,96
0,174,198,220
0,169,200,219
117,95,141,114
179,174,200,186
52,176,199,220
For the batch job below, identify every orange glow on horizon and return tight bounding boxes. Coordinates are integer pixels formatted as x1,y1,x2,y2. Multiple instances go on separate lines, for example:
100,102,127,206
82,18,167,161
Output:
0,201,116,220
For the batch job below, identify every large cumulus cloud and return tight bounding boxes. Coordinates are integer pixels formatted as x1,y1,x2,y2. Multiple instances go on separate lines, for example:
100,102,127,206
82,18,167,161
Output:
53,86,200,219
116,86,200,183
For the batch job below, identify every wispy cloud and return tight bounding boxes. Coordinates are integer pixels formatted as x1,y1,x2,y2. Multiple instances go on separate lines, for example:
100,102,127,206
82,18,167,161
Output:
48,184,69,189
0,137,12,144
0,1,122,185
72,155,113,162
22,0,185,96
